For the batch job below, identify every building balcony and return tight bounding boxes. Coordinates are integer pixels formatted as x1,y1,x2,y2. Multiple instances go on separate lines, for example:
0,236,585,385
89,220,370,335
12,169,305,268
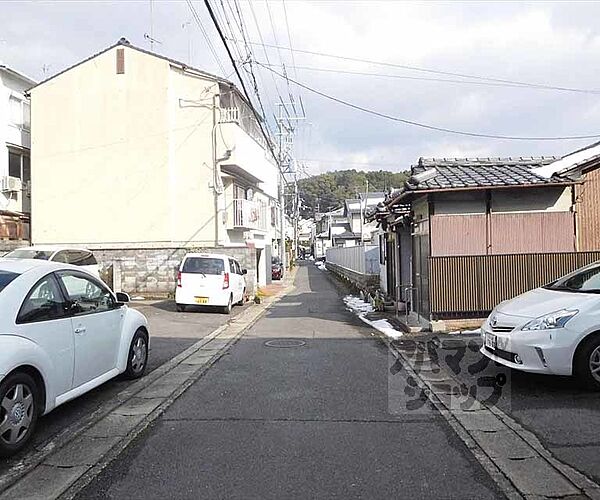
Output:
228,198,268,232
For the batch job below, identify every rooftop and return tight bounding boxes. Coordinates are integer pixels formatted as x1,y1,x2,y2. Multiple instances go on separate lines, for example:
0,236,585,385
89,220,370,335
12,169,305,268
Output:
410,156,565,191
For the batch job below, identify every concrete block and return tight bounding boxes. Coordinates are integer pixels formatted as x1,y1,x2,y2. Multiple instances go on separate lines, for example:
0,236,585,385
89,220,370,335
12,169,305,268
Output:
84,413,146,438
470,430,536,459
0,465,89,500
112,397,163,416
494,456,580,496
44,436,121,467
453,410,507,432
430,320,446,333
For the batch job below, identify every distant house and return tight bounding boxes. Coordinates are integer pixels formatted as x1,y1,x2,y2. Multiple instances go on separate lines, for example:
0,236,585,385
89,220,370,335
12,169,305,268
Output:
368,156,599,327
312,193,386,256
0,65,36,248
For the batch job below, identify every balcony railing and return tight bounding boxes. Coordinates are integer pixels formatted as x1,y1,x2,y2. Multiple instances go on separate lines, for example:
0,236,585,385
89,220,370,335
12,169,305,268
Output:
231,198,268,231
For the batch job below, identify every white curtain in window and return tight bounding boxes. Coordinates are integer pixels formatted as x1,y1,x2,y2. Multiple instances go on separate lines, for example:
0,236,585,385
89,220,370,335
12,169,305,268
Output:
9,96,22,126
23,102,31,129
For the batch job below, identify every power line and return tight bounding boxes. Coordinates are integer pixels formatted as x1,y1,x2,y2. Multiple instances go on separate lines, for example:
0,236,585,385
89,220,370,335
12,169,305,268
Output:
203,0,282,170
256,62,600,93
185,0,228,76
237,38,600,95
258,62,600,141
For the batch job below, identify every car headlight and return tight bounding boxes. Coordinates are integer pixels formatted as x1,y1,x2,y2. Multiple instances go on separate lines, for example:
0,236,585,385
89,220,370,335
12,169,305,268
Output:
521,309,578,331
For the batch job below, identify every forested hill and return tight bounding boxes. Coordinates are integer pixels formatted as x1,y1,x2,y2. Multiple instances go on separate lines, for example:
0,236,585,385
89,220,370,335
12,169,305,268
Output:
297,169,409,217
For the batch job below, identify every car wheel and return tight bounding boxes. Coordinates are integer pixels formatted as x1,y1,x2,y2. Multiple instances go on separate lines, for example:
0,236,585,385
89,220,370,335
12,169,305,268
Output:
176,304,186,313
574,335,600,390
124,329,149,379
0,372,40,457
222,295,232,314
237,289,245,306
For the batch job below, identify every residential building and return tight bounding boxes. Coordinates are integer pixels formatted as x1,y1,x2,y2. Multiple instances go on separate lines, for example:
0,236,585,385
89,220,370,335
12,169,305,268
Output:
369,156,590,327
28,39,282,293
0,65,35,248
311,193,386,257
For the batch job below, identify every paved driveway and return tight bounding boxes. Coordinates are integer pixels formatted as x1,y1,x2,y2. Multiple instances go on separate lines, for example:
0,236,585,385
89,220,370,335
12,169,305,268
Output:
0,298,248,473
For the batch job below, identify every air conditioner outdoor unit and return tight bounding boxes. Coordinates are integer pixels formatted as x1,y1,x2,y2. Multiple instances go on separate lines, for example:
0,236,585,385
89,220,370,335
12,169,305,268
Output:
0,176,22,193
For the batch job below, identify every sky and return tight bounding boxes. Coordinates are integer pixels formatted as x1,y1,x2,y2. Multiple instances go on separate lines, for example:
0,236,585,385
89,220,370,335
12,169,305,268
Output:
2,0,600,176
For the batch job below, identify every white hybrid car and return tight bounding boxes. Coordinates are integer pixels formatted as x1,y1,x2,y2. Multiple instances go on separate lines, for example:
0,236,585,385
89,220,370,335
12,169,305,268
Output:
482,261,600,389
0,259,149,456
175,253,247,314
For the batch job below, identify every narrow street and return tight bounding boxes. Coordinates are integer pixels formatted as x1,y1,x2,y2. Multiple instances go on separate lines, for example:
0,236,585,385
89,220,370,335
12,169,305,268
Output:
75,263,502,499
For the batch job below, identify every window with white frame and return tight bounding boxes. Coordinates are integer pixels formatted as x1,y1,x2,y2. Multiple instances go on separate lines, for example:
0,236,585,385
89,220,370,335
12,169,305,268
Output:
7,149,30,183
8,96,30,130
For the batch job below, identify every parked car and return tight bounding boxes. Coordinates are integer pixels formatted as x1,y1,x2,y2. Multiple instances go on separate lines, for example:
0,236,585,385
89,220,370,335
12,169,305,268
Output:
481,261,600,389
175,253,246,314
272,257,283,280
3,246,100,277
0,259,148,456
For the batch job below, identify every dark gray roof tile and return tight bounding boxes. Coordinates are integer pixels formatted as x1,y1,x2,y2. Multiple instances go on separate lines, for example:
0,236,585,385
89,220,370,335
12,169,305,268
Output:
410,156,569,191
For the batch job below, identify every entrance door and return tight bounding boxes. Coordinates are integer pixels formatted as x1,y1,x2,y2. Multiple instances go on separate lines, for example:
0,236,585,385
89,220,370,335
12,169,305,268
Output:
412,229,430,320
386,234,397,300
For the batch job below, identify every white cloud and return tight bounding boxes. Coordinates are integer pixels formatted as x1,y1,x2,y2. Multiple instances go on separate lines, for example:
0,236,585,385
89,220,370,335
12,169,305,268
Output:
1,0,599,174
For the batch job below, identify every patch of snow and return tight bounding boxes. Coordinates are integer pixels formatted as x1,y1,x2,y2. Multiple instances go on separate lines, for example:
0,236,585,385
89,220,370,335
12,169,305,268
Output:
315,261,327,271
131,296,146,301
447,328,482,335
343,295,402,339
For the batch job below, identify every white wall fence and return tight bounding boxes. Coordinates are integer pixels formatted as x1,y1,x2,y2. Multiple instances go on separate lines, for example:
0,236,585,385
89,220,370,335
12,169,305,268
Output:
326,244,380,275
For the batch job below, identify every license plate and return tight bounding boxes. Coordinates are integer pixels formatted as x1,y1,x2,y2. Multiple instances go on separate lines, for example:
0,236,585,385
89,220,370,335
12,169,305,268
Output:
485,333,497,350
194,297,209,304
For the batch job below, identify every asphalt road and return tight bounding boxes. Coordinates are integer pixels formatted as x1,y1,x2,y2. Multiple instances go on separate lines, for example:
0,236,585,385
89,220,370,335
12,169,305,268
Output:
76,263,503,500
416,333,600,485
0,298,247,473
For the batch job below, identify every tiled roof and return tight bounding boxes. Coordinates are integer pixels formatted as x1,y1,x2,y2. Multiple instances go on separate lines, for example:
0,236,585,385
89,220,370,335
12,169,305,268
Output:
410,157,566,190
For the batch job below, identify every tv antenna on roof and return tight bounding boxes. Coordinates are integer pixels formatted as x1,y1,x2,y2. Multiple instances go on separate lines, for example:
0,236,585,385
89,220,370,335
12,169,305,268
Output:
144,33,162,52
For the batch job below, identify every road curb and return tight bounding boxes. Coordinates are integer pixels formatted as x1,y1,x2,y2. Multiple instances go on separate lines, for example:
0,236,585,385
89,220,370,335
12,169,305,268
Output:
0,275,296,500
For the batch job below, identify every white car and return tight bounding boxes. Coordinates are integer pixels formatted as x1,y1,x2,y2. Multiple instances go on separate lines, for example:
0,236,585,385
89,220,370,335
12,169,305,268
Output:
3,246,100,278
481,261,600,389
175,253,247,314
0,259,149,456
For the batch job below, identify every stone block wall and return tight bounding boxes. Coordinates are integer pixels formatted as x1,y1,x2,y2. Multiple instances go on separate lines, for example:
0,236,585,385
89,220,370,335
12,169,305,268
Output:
93,246,257,297
325,262,379,291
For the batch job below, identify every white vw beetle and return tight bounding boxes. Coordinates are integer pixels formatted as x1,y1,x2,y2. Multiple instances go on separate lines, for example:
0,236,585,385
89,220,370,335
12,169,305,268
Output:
0,259,149,456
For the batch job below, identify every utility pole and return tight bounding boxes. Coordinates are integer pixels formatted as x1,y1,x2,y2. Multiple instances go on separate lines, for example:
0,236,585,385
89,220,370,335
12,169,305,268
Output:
275,103,305,270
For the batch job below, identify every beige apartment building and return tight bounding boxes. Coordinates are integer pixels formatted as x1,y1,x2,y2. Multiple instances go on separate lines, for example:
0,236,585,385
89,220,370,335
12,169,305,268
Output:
28,39,282,293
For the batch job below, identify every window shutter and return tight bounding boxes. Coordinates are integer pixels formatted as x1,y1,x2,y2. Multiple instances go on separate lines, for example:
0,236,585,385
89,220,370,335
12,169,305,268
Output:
116,48,125,74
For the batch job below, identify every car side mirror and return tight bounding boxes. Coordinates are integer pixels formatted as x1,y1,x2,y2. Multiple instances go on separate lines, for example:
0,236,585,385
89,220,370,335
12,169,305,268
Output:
242,269,248,275
116,292,130,303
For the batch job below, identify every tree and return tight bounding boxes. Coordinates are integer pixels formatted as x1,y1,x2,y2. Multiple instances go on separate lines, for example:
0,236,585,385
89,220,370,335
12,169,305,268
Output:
296,169,409,217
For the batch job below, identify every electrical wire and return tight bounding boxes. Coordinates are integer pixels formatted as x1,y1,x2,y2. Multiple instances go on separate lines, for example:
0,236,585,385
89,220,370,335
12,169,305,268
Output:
186,0,228,76
235,38,600,95
258,62,600,141
204,0,283,173
256,62,600,93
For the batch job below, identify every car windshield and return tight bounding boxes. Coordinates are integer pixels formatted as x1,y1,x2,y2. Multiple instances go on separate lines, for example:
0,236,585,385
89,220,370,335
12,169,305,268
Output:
182,257,224,275
4,249,54,260
0,271,20,293
272,257,281,265
545,263,600,293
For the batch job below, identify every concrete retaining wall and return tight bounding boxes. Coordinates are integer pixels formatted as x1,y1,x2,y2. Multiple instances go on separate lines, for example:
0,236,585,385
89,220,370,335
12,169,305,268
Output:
325,261,379,291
